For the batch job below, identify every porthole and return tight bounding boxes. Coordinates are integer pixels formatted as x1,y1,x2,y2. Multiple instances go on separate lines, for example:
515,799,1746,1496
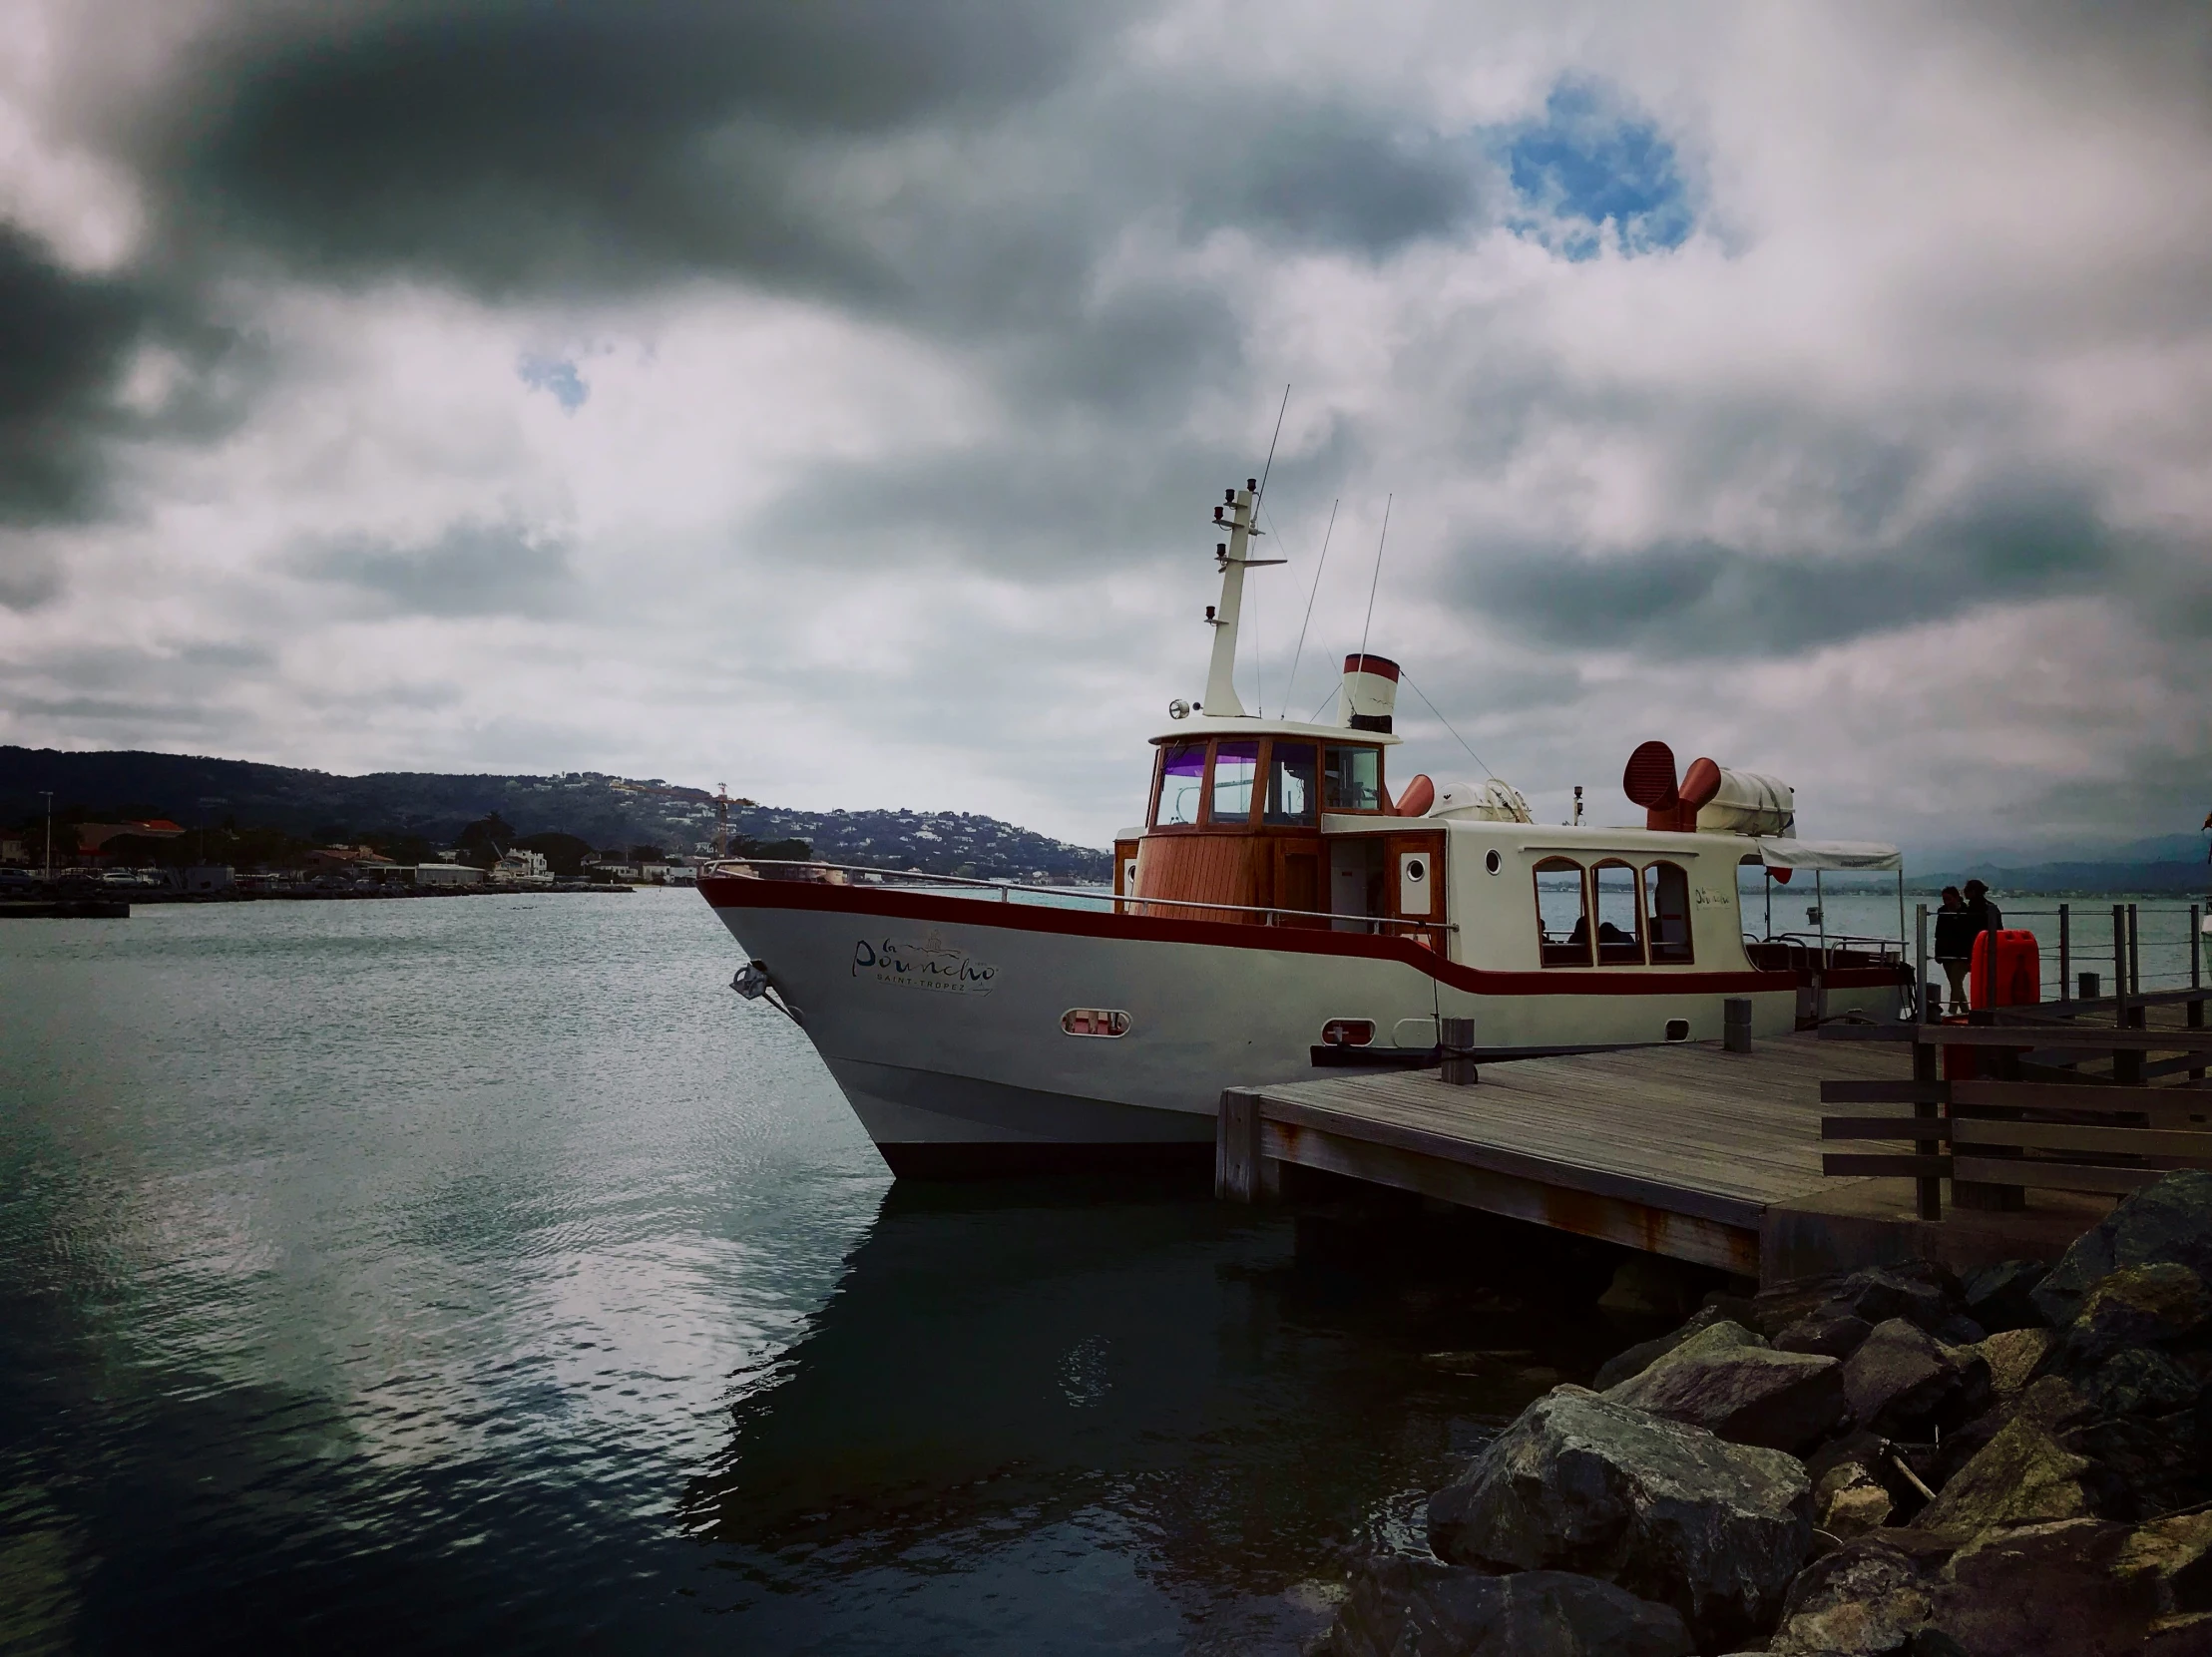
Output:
1405,858,1427,884
1664,1019,1690,1042
1484,849,1502,875
1321,1019,1375,1047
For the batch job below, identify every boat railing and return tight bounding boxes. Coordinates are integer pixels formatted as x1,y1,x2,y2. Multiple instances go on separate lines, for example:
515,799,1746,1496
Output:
1748,932,1909,973
701,858,1456,939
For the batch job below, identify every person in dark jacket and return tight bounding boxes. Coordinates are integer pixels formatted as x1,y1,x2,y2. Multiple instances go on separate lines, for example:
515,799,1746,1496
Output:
1933,886,1975,1013
1964,879,2002,942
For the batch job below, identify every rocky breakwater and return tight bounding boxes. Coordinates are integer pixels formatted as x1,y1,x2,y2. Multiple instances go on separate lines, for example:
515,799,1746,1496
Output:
1313,1171,2212,1657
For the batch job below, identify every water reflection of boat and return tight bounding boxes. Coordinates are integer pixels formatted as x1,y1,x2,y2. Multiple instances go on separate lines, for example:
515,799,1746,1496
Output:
702,477,1909,1173
678,1182,1629,1653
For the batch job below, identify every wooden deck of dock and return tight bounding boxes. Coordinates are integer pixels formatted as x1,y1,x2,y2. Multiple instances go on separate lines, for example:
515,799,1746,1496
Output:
1218,1033,2115,1286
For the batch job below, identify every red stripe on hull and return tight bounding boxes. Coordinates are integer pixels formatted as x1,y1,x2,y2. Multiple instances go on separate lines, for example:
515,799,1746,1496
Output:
698,876,1798,999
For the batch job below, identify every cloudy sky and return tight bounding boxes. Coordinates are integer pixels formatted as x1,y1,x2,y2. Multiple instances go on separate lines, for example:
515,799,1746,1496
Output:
3,1,2208,858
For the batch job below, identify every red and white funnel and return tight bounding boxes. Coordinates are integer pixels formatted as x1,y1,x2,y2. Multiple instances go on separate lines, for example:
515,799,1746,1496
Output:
1340,653,1399,733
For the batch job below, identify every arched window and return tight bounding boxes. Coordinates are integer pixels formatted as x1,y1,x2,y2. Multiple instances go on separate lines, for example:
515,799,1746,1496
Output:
1535,858,1589,967
1644,862,1694,964
1592,860,1645,965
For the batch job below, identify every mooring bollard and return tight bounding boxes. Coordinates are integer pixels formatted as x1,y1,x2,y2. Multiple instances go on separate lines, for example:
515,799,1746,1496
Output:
1440,1017,1479,1085
1723,997,1753,1053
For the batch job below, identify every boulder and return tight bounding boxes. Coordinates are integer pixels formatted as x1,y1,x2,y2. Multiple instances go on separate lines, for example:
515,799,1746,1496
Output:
2082,1347,2204,1418
2012,1374,2095,1432
2068,1411,2210,1522
2145,1612,2212,1656
1809,1431,1933,1524
2066,1263,2212,1362
1972,1326,2055,1402
2119,1509,2212,1622
1931,1312,1989,1347
1814,1461,1894,1539
1593,1306,1760,1392
1700,1290,1761,1329
1755,1261,1962,1339
1767,1533,1945,1655
1604,1325,1847,1452
1751,1273,1853,1340
1963,1258,2050,1332
2032,1171,2212,1328
1842,1319,1989,1436
1313,1556,1694,1657
1932,1518,2159,1657
1774,1302,1875,1359
1427,1387,1811,1650
1929,1408,2003,1489
1597,1254,1709,1320
1910,1416,2098,1539
1839,1262,1962,1334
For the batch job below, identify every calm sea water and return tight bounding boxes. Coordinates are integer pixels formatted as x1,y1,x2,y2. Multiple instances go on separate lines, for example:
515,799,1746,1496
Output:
0,891,1630,1656
1754,886,2208,997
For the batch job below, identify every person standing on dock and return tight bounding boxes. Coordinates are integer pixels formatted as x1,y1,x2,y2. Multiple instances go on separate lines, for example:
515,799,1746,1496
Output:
1934,886,1975,1014
1963,878,2002,940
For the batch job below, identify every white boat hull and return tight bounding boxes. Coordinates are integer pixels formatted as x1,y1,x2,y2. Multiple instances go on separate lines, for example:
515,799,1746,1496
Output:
702,875,1902,1175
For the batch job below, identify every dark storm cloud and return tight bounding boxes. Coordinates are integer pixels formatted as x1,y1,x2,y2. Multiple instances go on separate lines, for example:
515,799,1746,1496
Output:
297,519,571,618
0,228,146,526
158,0,1121,296
151,1,1491,303
1458,486,2129,657
1172,106,1488,254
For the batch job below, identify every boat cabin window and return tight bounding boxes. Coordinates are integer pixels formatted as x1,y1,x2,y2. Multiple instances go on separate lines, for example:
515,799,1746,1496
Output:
1645,861,1694,964
1535,857,1590,967
1154,742,1206,827
1324,745,1384,812
1264,742,1319,825
1212,741,1259,825
1592,860,1645,965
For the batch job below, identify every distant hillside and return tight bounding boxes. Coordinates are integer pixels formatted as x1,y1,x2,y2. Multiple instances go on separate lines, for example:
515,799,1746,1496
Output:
0,748,1110,884
1916,859,2211,896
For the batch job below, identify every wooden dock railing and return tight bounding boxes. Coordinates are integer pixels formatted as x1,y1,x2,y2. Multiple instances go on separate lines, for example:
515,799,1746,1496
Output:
1818,1011,2212,1219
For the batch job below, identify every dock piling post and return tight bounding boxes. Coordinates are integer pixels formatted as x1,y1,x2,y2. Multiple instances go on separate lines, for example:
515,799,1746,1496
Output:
1723,998,1752,1052
2058,903,2069,1004
2190,904,2204,1082
1216,1090,1268,1201
1914,903,1928,1023
1440,1017,1479,1085
1912,1032,1943,1222
2113,906,2142,1084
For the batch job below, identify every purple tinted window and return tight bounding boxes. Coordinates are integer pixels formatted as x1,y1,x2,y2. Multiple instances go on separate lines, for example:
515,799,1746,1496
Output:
1212,741,1259,824
1156,742,1206,826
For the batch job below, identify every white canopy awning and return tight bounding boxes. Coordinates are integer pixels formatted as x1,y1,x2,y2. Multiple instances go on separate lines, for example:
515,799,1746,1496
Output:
1755,837,1903,872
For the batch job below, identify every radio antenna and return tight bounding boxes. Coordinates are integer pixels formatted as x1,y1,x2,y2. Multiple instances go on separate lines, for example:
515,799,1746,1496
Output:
1356,493,1391,662
1284,497,1338,712
1249,383,1290,715
1254,383,1290,508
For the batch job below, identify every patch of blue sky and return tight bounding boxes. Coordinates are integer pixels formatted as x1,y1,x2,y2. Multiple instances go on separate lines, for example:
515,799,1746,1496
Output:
518,353,589,411
1499,80,1694,260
